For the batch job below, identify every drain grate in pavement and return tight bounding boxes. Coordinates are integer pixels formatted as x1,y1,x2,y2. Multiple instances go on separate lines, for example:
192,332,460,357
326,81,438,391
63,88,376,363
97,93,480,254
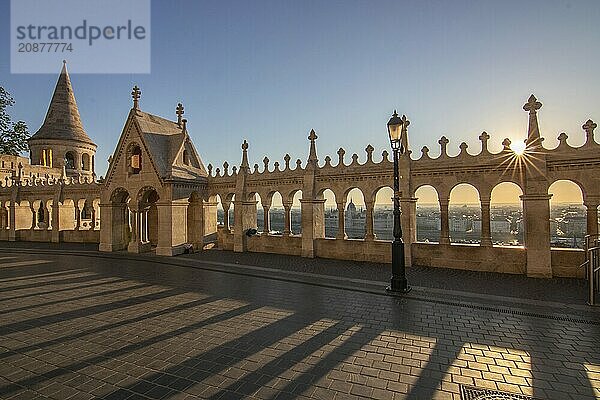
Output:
460,385,538,400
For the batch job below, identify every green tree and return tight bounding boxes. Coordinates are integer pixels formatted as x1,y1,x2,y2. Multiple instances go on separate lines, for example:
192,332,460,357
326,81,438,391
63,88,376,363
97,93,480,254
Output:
0,87,30,156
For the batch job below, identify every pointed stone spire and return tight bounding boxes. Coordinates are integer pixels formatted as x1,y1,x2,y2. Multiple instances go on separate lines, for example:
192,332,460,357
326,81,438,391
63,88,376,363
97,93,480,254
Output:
240,140,250,171
29,61,94,145
523,94,542,147
307,129,318,165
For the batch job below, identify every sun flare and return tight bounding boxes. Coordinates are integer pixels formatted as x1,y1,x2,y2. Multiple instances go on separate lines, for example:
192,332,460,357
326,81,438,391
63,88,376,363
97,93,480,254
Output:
510,140,527,155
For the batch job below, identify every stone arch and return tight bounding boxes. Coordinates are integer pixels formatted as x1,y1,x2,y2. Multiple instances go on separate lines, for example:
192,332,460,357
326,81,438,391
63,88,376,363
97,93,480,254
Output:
414,185,440,243
490,182,523,246
344,187,366,239
269,191,284,235
548,180,585,248
136,186,160,247
372,186,393,241
318,188,337,238
290,190,302,235
449,183,481,244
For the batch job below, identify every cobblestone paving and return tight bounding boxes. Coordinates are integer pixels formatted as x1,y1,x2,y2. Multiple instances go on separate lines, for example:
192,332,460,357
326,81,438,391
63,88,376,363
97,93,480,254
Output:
0,250,599,400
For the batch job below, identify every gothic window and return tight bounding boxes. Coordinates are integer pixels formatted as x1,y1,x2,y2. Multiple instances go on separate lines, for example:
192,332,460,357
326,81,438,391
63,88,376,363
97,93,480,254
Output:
37,203,45,223
183,150,190,165
64,152,75,169
81,153,90,171
128,144,142,175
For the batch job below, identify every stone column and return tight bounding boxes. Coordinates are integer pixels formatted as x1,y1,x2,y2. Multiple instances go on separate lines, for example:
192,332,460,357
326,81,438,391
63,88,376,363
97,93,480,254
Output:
364,201,375,241
74,203,81,231
127,208,141,252
300,198,325,258
51,199,60,243
521,193,552,277
439,198,450,245
9,199,16,241
30,203,36,229
99,203,117,252
140,209,148,243
480,197,492,247
262,204,270,234
336,202,346,240
400,197,418,267
223,203,231,231
283,203,292,237
584,199,599,238
187,199,204,250
90,204,96,231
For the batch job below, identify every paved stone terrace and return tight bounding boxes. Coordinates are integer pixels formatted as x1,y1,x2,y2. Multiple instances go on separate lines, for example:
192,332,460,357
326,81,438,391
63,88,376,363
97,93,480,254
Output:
0,245,599,399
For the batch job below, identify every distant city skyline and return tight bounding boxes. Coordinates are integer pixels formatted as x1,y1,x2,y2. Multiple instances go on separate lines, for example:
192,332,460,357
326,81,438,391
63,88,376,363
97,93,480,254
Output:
1,1,597,207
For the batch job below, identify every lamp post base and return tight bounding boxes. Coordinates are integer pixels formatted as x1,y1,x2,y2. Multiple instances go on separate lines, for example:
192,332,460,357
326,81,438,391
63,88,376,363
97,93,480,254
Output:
386,277,411,295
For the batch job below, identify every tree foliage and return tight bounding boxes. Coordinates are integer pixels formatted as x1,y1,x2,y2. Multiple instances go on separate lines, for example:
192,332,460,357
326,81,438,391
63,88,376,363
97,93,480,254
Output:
0,87,30,156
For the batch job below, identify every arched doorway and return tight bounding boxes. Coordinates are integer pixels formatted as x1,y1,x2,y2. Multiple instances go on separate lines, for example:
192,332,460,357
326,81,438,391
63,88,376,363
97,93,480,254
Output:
137,187,160,250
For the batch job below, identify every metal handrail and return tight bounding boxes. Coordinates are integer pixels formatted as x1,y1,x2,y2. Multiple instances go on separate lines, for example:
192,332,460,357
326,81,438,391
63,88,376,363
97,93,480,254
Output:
586,241,600,306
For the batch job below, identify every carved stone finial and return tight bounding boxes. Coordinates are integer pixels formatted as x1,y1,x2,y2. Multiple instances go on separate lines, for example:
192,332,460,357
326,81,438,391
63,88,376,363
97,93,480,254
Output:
176,103,184,127
421,146,430,158
351,154,359,164
131,85,141,110
240,140,249,169
284,154,291,169
223,161,229,175
557,132,568,146
207,163,213,176
524,94,543,146
583,119,597,145
324,155,332,167
459,142,468,154
263,156,270,171
381,150,389,162
502,138,512,151
253,164,259,173
479,131,490,153
274,161,280,171
438,136,449,156
307,129,318,164
365,145,374,163
232,166,237,175
337,148,345,166
296,159,302,169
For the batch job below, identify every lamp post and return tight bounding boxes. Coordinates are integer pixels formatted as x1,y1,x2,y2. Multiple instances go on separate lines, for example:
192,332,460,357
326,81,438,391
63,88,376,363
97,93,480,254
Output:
386,111,411,294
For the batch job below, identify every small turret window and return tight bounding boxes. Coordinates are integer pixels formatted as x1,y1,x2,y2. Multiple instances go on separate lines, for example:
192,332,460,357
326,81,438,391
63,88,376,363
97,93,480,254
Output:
64,152,75,169
129,145,142,174
82,153,90,171
183,150,190,165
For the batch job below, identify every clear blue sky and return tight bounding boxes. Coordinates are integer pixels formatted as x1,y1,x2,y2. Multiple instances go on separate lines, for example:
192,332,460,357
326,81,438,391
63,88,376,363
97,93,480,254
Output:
1,0,599,178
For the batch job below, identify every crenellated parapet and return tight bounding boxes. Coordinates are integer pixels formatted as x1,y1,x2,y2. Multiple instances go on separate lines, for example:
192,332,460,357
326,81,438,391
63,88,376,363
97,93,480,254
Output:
207,94,600,278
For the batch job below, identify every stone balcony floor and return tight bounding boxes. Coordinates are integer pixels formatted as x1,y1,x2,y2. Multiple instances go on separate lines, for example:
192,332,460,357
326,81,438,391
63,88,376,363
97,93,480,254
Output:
0,242,598,399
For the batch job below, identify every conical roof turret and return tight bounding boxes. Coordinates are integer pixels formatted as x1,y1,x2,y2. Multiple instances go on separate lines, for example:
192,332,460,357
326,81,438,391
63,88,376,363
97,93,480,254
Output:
29,61,95,145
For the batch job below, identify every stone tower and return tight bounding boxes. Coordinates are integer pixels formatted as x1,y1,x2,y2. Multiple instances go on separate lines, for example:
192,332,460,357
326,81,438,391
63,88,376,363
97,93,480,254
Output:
28,61,97,179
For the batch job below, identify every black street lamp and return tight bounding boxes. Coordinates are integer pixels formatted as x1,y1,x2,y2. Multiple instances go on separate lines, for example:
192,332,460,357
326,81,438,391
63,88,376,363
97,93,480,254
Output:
386,110,411,294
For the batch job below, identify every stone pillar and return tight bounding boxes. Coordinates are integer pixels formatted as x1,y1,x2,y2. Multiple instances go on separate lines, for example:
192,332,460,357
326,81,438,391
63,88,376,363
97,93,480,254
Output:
8,199,16,241
400,197,417,267
584,199,599,238
521,193,552,277
439,198,450,245
364,201,375,241
300,199,325,258
336,202,346,240
155,200,188,256
140,209,148,243
30,203,36,229
480,197,493,247
99,203,116,251
283,203,292,237
89,204,96,231
51,199,60,243
223,203,231,231
127,208,141,252
187,199,204,250
262,204,270,234
74,203,81,231
234,199,258,252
